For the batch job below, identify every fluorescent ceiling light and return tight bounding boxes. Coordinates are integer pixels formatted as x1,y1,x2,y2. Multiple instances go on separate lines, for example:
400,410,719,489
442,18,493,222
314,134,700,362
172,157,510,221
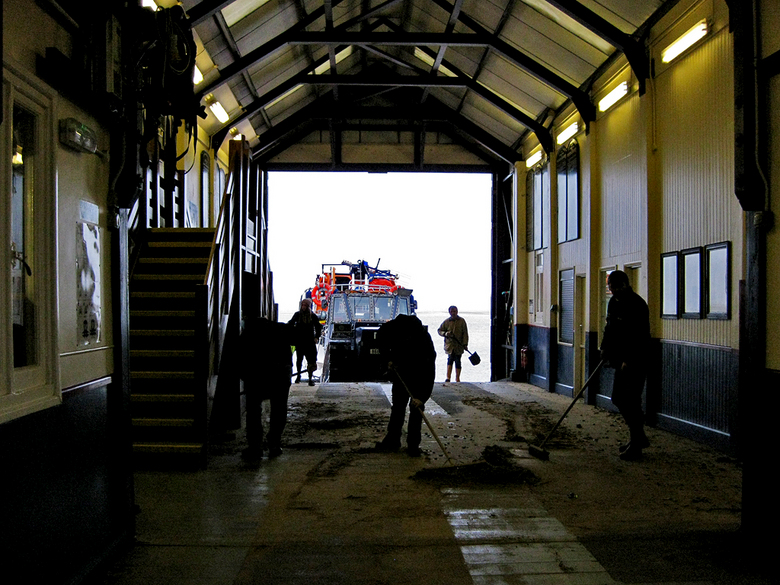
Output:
556,122,578,145
661,20,708,63
208,100,230,123
598,81,628,112
193,66,203,85
525,150,542,168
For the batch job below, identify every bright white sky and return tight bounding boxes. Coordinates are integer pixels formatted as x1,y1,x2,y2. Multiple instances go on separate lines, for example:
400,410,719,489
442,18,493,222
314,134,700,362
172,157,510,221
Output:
267,172,493,315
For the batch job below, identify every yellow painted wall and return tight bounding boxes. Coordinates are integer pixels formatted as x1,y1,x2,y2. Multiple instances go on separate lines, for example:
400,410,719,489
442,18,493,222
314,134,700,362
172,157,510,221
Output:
56,103,114,389
652,25,742,348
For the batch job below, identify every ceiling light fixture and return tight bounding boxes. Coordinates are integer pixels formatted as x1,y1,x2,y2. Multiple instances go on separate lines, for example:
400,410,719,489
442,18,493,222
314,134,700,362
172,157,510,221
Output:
193,66,203,85
556,122,578,145
525,150,542,168
598,81,628,112
205,95,230,123
661,20,708,64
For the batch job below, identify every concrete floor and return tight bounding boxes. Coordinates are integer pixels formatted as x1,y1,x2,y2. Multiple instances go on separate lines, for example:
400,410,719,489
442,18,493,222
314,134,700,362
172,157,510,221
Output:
98,381,770,585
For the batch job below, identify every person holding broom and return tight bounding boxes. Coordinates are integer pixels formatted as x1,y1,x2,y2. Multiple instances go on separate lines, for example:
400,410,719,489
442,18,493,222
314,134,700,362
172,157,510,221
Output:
437,305,469,385
240,317,294,459
600,270,651,461
375,314,436,457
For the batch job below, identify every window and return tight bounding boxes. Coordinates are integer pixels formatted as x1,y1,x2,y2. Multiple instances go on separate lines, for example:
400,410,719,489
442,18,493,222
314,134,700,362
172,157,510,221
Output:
526,162,549,251
559,269,574,344
2,64,60,423
200,151,210,227
557,141,579,243
681,247,703,318
705,242,730,319
661,252,679,318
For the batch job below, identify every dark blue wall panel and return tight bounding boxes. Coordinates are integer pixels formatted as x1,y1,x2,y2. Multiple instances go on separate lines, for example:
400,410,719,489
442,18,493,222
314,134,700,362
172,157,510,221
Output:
0,383,134,584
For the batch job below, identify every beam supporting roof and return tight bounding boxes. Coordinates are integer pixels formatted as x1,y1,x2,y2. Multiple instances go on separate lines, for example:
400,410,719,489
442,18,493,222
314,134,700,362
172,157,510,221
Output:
544,0,649,93
250,97,520,165
428,0,596,125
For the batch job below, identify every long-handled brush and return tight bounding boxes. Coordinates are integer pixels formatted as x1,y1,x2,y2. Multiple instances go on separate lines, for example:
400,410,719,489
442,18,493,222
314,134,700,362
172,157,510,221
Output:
528,360,604,461
389,365,456,466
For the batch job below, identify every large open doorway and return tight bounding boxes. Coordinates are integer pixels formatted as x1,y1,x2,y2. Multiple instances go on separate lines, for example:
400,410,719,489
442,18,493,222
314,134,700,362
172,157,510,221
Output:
267,171,493,382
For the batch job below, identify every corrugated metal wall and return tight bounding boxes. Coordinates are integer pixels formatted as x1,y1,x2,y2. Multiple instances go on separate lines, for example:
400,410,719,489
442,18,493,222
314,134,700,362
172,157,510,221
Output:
654,27,741,348
599,92,646,264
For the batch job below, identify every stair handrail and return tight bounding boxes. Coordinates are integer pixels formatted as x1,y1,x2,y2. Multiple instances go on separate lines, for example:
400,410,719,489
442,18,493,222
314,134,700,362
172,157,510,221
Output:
196,140,251,438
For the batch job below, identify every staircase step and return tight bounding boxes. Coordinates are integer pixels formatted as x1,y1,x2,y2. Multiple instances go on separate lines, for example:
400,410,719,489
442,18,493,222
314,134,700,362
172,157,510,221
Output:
131,350,196,358
130,291,197,311
135,257,209,274
147,227,215,242
133,442,204,454
132,393,195,403
130,310,196,318
132,418,195,427
130,329,195,336
131,371,196,380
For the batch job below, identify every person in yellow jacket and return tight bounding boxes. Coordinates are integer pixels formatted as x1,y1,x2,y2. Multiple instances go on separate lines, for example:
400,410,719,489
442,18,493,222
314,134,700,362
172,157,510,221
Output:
437,305,468,385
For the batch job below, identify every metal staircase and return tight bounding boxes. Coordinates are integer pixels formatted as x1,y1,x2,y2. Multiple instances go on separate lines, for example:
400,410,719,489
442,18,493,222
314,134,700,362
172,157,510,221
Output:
129,228,214,460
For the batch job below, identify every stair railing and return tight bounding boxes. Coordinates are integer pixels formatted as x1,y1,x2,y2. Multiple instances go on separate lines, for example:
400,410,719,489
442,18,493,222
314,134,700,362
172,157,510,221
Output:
195,139,253,437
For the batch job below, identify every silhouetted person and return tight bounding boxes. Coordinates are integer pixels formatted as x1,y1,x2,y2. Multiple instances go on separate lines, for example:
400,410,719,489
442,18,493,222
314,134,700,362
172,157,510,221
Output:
288,298,322,386
375,314,436,456
240,317,294,459
600,270,651,461
437,305,468,384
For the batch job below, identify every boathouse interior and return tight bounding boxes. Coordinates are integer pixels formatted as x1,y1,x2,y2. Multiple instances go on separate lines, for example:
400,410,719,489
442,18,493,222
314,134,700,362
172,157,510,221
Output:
2,0,780,582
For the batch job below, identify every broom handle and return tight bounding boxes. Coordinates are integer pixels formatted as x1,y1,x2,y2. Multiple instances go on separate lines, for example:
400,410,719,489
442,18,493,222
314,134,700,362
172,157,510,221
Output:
536,360,604,450
389,364,455,466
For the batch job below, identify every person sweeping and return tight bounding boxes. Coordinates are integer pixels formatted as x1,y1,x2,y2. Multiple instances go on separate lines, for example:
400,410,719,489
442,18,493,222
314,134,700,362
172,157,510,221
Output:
375,314,436,457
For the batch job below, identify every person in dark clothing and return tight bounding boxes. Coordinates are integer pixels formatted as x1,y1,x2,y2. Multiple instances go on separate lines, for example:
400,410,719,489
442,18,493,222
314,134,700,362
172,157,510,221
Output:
240,317,294,459
375,314,436,457
600,270,651,461
287,298,323,386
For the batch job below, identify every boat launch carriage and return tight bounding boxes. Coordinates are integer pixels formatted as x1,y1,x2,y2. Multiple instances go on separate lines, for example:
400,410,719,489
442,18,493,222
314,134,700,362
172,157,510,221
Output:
304,260,417,382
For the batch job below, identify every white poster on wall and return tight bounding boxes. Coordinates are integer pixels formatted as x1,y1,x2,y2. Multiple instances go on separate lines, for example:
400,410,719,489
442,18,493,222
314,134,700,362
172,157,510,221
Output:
76,221,102,346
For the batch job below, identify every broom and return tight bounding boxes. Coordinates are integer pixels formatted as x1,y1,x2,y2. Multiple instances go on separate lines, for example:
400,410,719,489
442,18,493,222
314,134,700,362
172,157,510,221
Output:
528,360,604,460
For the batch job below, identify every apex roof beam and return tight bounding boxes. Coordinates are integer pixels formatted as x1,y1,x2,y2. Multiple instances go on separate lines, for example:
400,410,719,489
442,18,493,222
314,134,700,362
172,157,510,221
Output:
544,0,648,93
195,0,350,99
428,0,596,124
422,0,465,103
337,0,406,30
414,46,552,152
186,0,235,27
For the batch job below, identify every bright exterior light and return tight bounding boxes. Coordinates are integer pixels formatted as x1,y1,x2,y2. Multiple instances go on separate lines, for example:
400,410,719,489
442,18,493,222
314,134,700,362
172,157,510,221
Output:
208,100,230,123
556,122,578,145
141,0,157,9
525,150,542,168
598,81,628,112
193,66,203,85
661,20,708,63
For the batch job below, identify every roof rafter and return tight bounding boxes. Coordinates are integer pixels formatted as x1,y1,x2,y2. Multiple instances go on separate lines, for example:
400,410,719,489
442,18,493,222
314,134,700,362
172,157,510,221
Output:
544,0,648,93
428,0,596,124
250,97,519,164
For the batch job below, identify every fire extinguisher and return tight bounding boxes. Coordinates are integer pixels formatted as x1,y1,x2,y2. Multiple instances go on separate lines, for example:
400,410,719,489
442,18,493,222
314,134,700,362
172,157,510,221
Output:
519,345,531,375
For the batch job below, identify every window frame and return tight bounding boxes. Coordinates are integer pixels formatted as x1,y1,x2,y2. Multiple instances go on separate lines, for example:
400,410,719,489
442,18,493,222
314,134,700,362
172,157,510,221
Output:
705,241,731,320
556,140,580,244
1,63,61,423
681,247,703,319
661,252,680,319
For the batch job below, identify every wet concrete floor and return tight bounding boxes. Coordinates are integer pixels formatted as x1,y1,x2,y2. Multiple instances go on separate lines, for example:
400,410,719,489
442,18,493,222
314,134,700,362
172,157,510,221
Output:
99,381,768,585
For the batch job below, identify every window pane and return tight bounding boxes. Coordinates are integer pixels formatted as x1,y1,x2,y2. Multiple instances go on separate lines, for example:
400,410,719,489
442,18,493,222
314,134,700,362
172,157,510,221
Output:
11,105,38,367
708,246,729,316
683,251,701,316
662,254,678,317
